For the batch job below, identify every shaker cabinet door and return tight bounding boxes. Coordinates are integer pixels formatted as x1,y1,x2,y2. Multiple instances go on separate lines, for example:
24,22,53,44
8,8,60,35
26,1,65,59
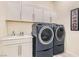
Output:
21,43,32,57
21,2,33,21
6,1,21,20
2,45,18,57
43,9,51,23
34,7,43,22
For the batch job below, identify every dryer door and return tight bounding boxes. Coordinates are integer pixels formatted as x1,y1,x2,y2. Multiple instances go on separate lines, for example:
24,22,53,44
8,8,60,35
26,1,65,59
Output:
38,26,54,45
55,26,65,41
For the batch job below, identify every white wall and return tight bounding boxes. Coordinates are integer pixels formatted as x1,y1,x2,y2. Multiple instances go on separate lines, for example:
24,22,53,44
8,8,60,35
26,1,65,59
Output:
7,21,33,36
53,1,79,56
0,2,7,38
22,1,54,10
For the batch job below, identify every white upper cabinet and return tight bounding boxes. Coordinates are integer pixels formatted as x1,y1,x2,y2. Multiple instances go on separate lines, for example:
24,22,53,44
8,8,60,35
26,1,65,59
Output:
43,9,51,23
34,7,43,22
21,2,33,21
5,1,54,22
51,11,57,20
6,1,21,20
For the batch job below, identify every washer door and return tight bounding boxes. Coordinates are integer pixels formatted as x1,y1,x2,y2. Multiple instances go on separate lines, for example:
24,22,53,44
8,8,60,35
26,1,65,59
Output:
55,26,65,41
38,26,54,45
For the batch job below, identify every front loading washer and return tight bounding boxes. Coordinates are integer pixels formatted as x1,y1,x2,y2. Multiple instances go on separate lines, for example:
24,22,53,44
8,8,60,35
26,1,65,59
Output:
32,23,54,57
53,24,65,55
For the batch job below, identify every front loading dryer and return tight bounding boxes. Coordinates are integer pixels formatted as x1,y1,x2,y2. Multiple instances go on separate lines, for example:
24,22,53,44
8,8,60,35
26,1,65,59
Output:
53,24,65,55
32,23,54,57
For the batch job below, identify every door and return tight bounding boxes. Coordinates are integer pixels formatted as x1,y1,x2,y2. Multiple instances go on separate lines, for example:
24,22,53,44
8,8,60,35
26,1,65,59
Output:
43,9,51,23
21,2,33,21
21,43,32,57
2,45,18,57
6,1,21,20
34,7,43,22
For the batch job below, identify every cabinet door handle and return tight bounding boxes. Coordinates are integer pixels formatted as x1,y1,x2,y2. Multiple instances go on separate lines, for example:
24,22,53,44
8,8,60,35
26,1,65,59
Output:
32,13,35,21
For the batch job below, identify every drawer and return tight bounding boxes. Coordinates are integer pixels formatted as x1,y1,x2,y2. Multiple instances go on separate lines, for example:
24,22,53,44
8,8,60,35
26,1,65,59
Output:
19,38,32,43
1,40,19,46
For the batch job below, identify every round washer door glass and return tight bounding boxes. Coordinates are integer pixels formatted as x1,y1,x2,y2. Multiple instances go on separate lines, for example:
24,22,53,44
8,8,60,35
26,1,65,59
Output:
38,26,54,45
56,26,65,41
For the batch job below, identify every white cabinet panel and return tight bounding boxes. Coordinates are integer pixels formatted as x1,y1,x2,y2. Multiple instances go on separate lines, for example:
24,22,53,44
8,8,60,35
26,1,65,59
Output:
6,2,21,20
22,2,33,21
22,43,32,57
51,11,57,20
2,45,18,57
43,9,51,23
34,7,43,22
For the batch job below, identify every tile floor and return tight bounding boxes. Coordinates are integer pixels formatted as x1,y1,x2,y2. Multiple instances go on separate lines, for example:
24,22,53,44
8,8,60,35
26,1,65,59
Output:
54,52,77,57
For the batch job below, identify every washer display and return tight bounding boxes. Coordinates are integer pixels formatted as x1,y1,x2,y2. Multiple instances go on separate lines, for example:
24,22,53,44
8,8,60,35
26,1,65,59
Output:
32,23,54,57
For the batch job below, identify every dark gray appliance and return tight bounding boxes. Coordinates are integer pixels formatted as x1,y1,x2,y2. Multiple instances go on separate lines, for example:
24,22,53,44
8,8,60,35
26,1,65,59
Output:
32,23,54,57
53,24,65,55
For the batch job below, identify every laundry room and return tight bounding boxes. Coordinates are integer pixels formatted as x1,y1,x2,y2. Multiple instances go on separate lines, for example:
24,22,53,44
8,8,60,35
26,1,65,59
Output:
0,1,79,57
